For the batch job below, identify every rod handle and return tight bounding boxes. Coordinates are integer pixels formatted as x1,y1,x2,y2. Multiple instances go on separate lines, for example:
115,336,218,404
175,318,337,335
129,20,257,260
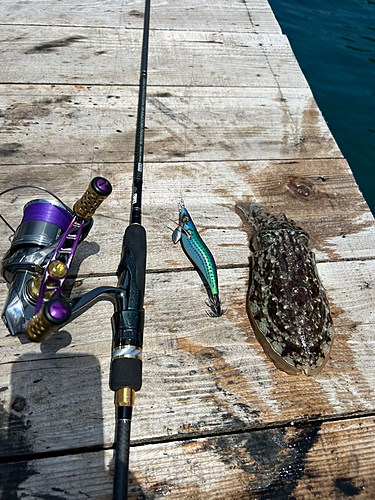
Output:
118,224,146,295
74,177,112,219
110,225,146,393
25,298,71,343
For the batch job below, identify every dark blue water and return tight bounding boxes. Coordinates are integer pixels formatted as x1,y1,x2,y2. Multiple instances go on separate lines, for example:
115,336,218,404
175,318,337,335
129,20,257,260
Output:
267,0,375,214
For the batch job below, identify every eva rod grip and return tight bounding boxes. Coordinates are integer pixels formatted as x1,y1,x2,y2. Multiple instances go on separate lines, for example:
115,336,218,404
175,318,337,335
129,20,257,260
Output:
110,224,146,393
73,177,112,219
117,224,146,295
25,298,71,343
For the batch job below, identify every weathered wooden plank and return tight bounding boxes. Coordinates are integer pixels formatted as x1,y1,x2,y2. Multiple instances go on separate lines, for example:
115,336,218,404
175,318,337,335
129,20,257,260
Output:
126,417,375,499
1,0,373,495
0,28,307,88
0,0,282,34
0,158,372,277
0,85,338,166
0,260,375,456
1,416,374,499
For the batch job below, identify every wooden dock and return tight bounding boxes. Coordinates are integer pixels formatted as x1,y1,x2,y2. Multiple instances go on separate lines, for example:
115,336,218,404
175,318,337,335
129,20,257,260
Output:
1,0,375,498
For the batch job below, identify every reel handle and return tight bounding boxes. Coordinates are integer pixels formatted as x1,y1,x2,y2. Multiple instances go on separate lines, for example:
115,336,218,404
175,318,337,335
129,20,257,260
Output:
74,177,112,219
25,297,71,343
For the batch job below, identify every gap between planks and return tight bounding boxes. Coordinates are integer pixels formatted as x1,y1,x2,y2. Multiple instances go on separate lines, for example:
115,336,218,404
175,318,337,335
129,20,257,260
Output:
2,407,375,466
0,156,346,167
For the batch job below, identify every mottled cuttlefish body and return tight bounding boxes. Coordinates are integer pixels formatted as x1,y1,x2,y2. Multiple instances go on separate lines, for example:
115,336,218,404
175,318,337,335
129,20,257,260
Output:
237,203,334,376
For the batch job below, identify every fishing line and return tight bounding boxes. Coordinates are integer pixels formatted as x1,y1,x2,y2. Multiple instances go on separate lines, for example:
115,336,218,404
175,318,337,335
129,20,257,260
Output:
0,185,72,234
178,42,197,203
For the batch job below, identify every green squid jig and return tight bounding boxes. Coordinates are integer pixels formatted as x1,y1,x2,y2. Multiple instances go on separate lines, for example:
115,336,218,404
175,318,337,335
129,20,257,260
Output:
172,200,224,317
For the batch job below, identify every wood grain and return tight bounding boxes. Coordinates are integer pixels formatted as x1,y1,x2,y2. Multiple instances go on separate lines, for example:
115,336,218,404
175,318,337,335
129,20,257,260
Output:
0,259,375,458
1,0,375,496
0,29,307,87
0,0,282,33
1,416,374,499
0,85,337,167
0,157,372,277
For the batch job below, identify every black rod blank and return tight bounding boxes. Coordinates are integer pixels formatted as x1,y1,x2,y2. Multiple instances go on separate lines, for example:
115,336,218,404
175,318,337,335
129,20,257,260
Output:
113,407,133,500
131,0,151,225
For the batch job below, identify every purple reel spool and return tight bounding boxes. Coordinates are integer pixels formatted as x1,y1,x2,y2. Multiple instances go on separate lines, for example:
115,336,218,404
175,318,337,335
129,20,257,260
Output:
10,199,74,255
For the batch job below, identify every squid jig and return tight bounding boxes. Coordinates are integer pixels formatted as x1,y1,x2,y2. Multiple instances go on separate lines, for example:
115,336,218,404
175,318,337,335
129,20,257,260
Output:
172,201,224,317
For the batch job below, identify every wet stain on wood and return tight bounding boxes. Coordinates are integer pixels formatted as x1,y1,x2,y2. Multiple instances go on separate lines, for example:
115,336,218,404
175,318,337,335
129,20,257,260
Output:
0,142,23,157
25,36,86,54
176,337,269,427
334,477,362,497
178,337,251,391
245,424,321,499
178,422,321,498
2,96,72,127
0,401,37,499
11,395,27,412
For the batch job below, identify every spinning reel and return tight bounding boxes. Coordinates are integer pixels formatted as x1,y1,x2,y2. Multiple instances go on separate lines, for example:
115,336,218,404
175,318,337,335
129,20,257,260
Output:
1,178,113,342
1,176,145,392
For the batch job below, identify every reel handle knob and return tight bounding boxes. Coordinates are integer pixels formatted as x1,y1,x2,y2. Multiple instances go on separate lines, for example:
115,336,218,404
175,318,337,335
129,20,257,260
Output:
25,298,71,343
73,177,112,219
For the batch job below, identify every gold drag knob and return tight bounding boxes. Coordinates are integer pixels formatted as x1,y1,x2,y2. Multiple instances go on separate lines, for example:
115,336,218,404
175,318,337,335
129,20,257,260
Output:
73,177,112,219
28,276,54,301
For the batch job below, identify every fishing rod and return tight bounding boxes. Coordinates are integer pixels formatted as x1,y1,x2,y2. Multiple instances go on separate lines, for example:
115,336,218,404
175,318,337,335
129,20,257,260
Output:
0,0,150,497
111,0,150,496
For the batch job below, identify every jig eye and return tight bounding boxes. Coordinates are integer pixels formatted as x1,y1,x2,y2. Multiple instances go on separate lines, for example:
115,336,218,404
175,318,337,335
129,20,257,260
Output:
182,215,190,223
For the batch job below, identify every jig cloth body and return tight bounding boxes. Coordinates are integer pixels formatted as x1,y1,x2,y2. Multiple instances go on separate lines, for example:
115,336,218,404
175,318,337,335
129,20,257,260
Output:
172,201,223,317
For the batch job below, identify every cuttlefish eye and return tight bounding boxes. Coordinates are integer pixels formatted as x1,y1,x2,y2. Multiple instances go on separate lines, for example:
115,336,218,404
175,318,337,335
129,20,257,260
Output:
251,231,276,252
297,231,310,246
